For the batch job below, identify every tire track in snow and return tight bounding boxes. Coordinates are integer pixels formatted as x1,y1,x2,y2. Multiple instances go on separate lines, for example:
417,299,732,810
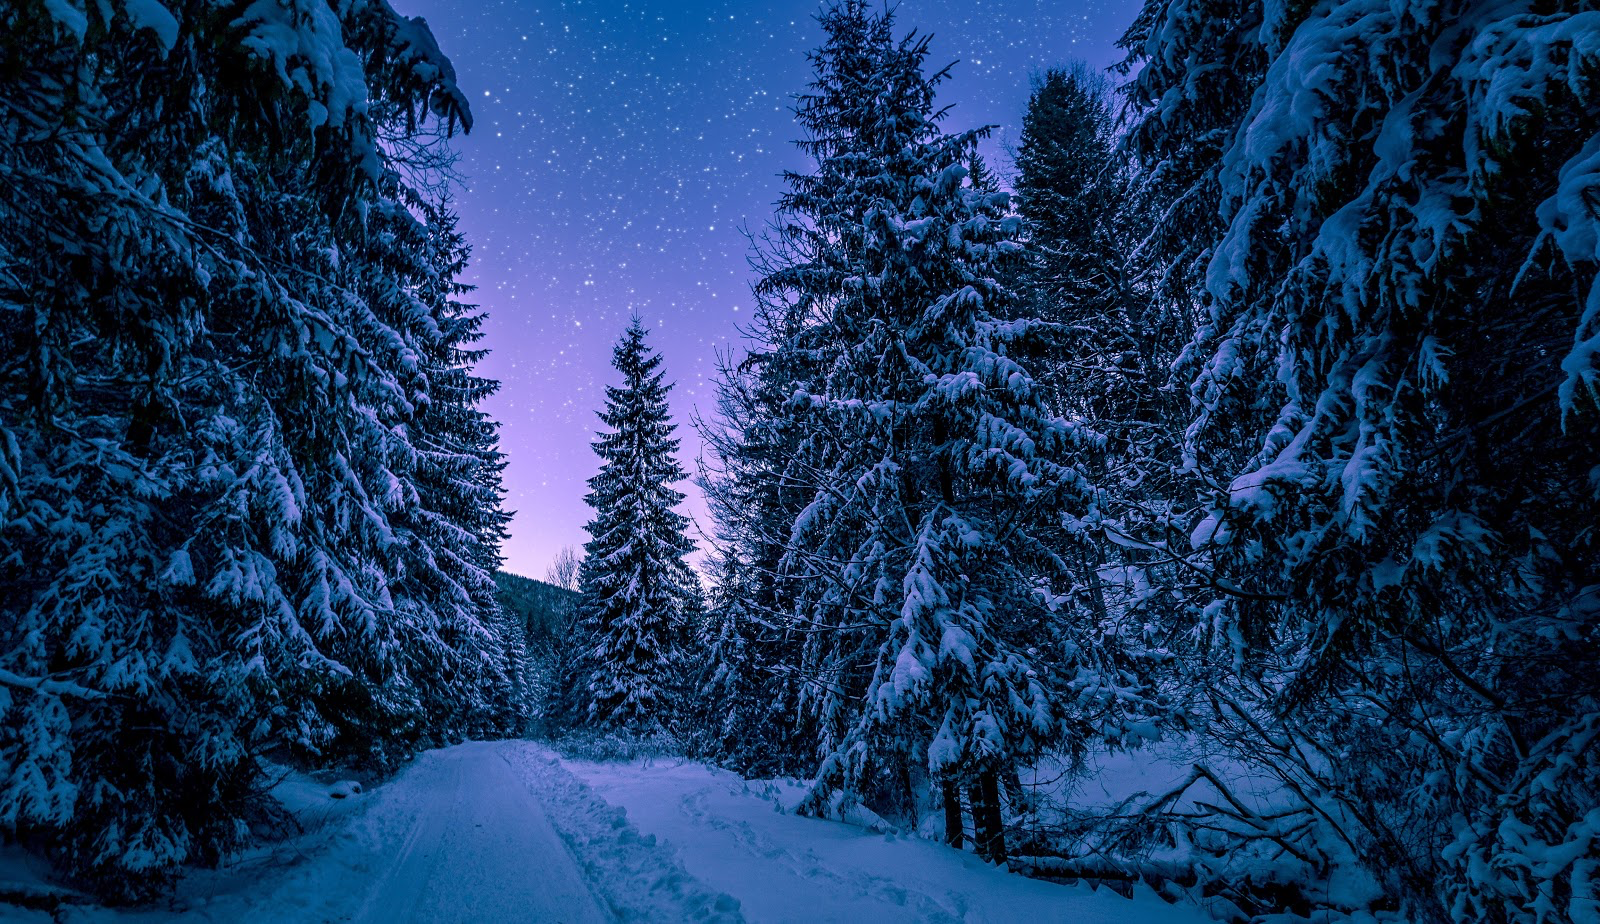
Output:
353,747,466,923
353,743,609,924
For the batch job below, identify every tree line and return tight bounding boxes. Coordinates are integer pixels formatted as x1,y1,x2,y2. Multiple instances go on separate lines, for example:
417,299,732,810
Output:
559,3,1600,922
0,0,527,899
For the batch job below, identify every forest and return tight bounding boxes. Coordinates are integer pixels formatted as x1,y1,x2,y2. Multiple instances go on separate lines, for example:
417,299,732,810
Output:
0,0,1596,922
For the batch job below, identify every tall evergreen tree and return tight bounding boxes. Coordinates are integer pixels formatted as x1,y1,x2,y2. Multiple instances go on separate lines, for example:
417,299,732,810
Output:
0,0,513,896
740,1,1150,863
1014,68,1118,307
1009,64,1193,752
687,556,760,758
407,199,524,738
1121,0,1600,919
1014,68,1139,415
676,547,803,774
569,320,697,732
694,348,813,771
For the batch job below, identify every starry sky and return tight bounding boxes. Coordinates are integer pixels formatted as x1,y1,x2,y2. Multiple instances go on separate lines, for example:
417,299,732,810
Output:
403,0,1141,580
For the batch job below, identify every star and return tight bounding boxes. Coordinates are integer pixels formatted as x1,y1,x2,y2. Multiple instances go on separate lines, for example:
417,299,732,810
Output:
403,0,1136,576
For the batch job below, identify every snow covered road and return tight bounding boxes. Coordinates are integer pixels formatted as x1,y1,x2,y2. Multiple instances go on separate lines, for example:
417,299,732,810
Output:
14,741,1206,923
351,742,609,924
21,741,738,923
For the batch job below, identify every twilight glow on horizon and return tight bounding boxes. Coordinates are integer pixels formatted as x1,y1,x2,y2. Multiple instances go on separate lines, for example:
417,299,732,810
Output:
404,0,1140,579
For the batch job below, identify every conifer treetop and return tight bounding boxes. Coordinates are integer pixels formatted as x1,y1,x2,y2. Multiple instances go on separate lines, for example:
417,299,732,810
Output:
572,318,697,731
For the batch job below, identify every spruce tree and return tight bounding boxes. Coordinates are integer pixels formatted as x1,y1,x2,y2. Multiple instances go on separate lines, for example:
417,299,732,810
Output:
0,0,512,896
676,549,800,773
570,320,697,732
407,199,524,738
1121,0,1600,919
1015,68,1117,305
743,1,1143,863
695,350,813,773
1010,64,1192,753
1014,68,1135,413
688,557,758,758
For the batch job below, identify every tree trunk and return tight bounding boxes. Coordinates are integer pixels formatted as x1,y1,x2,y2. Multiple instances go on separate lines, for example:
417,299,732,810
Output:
942,778,964,849
1081,540,1109,626
899,759,918,829
971,770,1007,864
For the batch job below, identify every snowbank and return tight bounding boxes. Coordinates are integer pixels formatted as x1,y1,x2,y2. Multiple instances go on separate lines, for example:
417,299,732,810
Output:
559,753,1212,923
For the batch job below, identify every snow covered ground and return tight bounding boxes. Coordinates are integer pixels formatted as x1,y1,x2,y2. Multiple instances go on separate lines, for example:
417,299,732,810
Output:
2,740,1213,923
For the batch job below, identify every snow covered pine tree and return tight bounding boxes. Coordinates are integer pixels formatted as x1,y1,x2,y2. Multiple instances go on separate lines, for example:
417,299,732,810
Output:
0,0,518,898
742,0,1153,863
1009,65,1193,731
567,320,698,733
1122,0,1600,919
1013,66,1154,431
407,200,527,739
694,345,815,773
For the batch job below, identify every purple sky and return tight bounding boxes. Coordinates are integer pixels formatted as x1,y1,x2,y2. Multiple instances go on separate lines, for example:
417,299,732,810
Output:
404,0,1140,580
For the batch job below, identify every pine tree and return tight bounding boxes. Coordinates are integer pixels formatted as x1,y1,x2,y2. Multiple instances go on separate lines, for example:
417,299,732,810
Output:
694,348,813,771
1015,67,1134,409
675,550,796,773
688,557,757,757
1015,68,1116,298
1121,0,1600,919
569,320,697,732
0,0,512,897
742,1,1142,863
966,152,999,196
1009,64,1193,758
406,198,523,738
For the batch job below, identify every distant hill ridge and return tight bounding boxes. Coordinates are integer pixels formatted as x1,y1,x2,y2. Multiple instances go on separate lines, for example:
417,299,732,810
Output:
495,572,578,648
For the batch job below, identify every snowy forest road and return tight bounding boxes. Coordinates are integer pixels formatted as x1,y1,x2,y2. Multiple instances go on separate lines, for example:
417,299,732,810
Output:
8,740,740,923
5,741,1199,922
351,742,609,924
